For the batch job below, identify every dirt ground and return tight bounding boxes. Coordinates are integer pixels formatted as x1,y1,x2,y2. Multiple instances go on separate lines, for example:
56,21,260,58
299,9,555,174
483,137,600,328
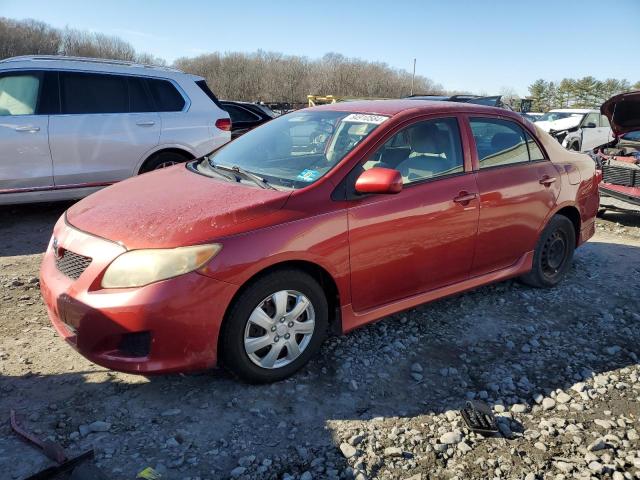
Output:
1,202,639,480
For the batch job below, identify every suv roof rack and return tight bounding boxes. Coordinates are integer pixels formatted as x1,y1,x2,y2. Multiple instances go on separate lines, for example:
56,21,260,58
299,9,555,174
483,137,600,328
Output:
0,55,183,73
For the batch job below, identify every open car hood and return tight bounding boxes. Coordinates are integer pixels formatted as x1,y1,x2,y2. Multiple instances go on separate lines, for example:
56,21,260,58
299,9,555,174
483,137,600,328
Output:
601,90,640,136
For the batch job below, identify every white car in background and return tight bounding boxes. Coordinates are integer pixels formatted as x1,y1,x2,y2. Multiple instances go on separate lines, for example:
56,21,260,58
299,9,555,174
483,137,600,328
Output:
535,108,613,152
0,55,231,205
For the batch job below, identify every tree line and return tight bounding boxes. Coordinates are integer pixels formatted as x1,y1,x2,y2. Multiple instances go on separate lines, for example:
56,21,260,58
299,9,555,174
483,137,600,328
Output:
0,16,443,103
528,77,640,112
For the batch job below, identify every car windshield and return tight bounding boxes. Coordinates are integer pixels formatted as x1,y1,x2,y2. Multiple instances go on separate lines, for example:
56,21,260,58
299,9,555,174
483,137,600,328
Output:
200,110,387,188
537,112,584,122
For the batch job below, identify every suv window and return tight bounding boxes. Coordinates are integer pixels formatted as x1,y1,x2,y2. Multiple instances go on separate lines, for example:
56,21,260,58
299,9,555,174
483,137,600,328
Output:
224,104,259,123
364,117,464,184
583,113,599,128
61,72,128,114
147,78,185,112
128,77,154,113
0,72,40,116
470,118,529,168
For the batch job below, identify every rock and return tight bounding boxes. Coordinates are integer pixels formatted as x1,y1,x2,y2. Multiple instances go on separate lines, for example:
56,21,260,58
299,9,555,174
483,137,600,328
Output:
605,346,621,355
383,447,403,457
587,438,607,451
230,466,246,478
439,431,462,445
300,472,313,480
587,461,604,475
556,392,571,404
88,421,110,432
340,443,357,459
534,442,546,452
555,461,573,473
349,380,359,391
627,429,639,441
511,403,527,413
457,441,472,454
161,409,181,417
78,425,90,437
542,398,556,411
411,372,423,382
411,363,423,373
166,437,180,448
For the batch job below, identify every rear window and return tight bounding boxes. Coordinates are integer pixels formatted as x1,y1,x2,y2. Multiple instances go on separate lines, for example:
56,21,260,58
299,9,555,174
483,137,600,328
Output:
224,104,259,122
147,78,186,112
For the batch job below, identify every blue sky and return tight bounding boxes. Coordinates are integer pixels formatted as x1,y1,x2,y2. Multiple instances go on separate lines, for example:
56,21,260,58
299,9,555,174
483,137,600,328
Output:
2,0,639,95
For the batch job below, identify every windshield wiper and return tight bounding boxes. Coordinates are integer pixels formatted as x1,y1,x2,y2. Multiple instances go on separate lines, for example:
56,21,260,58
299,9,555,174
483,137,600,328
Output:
212,161,276,190
203,156,239,182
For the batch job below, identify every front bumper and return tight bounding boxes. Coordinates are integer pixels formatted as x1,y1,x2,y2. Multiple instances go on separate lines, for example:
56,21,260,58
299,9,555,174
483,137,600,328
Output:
39,217,238,374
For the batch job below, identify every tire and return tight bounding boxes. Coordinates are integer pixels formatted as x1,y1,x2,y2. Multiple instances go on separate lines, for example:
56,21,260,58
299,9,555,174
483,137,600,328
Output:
139,151,190,174
520,215,576,288
596,208,606,218
220,270,328,383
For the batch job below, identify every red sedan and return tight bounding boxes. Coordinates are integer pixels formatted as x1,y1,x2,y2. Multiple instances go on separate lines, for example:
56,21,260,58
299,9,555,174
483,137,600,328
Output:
40,100,600,383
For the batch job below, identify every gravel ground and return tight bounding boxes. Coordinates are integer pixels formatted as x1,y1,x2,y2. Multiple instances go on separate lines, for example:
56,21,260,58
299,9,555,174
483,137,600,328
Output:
0,203,639,480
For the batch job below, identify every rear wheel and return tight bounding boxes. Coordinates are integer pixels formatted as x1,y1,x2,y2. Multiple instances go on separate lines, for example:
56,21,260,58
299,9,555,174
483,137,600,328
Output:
220,270,328,383
139,151,190,174
521,215,575,288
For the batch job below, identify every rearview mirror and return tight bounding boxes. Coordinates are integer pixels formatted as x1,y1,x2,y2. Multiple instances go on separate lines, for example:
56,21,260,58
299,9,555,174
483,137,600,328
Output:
583,122,597,128
355,167,403,194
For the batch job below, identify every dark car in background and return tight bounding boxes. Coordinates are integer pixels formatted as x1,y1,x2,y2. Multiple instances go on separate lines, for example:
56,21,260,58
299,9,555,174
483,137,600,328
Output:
221,101,277,139
406,94,511,110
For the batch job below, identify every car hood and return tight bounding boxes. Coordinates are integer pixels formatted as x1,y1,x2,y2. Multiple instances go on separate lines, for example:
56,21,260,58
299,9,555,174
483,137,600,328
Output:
601,90,640,136
66,164,292,249
536,116,583,133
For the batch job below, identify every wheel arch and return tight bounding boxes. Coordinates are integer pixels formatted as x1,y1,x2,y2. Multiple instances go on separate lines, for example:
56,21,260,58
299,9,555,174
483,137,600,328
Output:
217,259,342,360
551,204,581,246
137,147,196,174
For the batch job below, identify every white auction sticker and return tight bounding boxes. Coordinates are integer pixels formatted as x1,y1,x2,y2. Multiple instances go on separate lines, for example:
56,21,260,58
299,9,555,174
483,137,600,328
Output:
342,113,389,125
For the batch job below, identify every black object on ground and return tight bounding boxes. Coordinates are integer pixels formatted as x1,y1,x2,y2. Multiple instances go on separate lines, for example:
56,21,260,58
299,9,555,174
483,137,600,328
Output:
460,400,499,435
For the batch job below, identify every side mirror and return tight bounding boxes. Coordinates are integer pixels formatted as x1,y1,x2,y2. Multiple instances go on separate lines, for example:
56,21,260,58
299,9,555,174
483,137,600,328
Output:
583,122,597,128
355,167,403,194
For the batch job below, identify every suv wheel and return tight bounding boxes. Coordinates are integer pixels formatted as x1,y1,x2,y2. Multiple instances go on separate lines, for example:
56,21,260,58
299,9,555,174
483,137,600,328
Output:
521,215,576,288
140,151,190,173
221,270,328,383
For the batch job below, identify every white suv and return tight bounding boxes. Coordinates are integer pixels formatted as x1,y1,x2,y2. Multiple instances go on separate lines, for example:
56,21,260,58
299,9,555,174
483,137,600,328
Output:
0,56,231,205
535,108,613,152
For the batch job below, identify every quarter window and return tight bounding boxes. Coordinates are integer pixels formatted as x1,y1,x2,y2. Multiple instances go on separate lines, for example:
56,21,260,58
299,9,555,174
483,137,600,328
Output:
364,117,464,185
470,118,530,168
525,131,545,161
0,73,40,116
61,72,128,114
147,78,185,112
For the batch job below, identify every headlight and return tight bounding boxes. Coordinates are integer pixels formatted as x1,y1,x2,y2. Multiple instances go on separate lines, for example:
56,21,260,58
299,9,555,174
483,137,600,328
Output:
101,244,222,288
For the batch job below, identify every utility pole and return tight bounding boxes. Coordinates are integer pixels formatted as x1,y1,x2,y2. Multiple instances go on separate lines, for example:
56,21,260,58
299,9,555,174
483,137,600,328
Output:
410,58,416,96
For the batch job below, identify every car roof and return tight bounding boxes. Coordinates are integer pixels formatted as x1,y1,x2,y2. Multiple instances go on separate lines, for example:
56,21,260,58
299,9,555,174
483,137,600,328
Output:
0,55,203,81
310,99,517,118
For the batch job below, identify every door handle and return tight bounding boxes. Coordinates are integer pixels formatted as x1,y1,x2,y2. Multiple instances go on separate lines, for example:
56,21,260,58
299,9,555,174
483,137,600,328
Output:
539,176,557,186
453,191,478,205
14,125,40,132
135,121,156,127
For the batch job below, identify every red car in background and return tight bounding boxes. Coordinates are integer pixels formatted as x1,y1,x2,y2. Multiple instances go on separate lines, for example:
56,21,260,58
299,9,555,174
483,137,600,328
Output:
40,100,600,383
591,91,640,214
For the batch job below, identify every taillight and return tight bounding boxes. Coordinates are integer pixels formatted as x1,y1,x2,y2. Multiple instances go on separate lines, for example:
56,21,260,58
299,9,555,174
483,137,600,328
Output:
215,118,232,131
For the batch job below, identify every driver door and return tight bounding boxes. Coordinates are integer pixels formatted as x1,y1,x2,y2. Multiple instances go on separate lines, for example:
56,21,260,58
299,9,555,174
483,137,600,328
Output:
581,112,612,151
347,116,479,312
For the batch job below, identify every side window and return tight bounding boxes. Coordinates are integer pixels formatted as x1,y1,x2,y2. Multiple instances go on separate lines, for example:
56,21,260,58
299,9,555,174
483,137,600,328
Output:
128,77,154,113
525,131,545,161
470,118,529,168
61,72,128,114
146,78,185,112
583,113,599,128
364,117,464,185
0,73,41,116
224,104,259,123
600,114,611,128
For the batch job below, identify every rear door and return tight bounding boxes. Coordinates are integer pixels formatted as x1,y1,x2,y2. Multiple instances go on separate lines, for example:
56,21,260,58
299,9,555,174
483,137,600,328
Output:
347,116,479,312
468,117,561,276
49,72,160,186
0,70,53,191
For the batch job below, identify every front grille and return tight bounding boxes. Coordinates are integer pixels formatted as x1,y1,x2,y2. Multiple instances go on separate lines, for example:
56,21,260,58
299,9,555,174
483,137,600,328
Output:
55,249,92,280
602,164,640,187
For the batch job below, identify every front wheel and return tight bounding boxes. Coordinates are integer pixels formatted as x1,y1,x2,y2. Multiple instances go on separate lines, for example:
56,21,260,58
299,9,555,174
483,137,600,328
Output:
520,215,576,288
220,270,328,383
